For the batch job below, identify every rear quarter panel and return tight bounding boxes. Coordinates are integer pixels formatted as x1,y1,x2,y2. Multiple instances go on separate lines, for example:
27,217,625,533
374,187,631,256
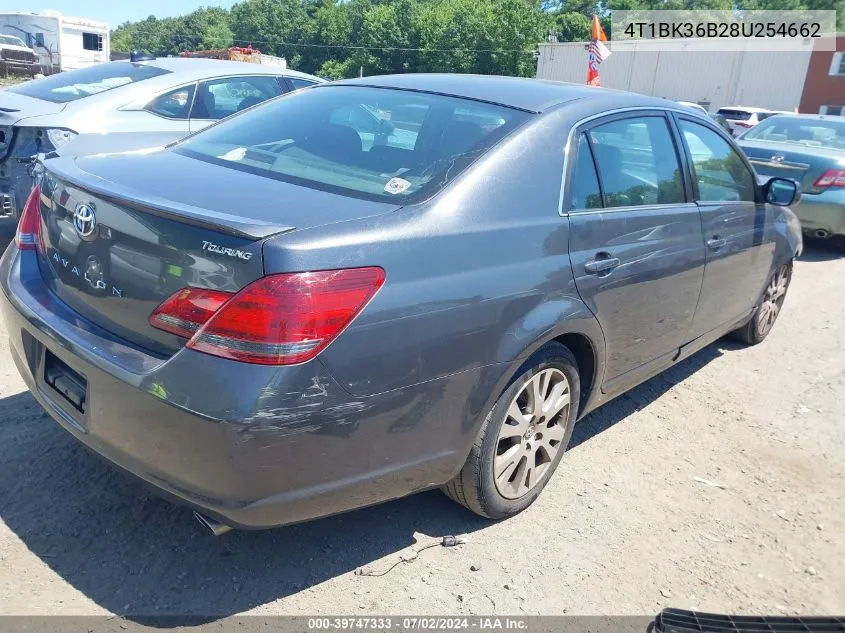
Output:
262,106,606,413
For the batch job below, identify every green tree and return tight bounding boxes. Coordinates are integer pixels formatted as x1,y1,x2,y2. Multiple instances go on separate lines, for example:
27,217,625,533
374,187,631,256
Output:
231,0,310,64
113,0,845,79
179,7,233,51
111,7,234,56
548,12,592,40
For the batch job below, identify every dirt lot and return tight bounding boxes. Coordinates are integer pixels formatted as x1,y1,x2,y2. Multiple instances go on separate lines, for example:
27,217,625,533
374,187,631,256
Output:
0,215,843,618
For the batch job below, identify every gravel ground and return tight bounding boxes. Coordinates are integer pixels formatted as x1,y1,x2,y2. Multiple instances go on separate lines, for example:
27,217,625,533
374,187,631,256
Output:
0,215,843,618
0,76,29,87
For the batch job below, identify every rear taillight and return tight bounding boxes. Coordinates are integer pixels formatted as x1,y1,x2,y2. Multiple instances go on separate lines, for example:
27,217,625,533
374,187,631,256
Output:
150,267,385,365
149,288,234,338
734,121,753,128
15,185,42,251
814,169,845,188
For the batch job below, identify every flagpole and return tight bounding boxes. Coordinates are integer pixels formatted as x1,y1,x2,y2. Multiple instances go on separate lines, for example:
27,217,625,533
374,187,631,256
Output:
587,14,610,87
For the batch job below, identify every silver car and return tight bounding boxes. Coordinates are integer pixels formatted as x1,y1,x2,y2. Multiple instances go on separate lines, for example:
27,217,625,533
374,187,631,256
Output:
0,56,324,218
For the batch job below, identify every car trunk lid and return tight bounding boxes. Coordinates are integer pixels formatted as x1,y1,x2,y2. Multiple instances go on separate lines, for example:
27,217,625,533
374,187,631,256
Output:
740,141,845,195
35,151,400,355
0,92,68,121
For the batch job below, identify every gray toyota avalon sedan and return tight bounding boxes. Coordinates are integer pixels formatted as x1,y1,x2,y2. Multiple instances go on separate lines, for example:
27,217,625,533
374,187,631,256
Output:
0,74,802,533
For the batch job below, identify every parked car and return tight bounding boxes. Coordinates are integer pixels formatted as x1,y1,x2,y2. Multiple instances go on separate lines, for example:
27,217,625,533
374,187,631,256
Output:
0,75,802,533
738,113,845,250
0,56,324,219
716,106,779,135
0,33,39,77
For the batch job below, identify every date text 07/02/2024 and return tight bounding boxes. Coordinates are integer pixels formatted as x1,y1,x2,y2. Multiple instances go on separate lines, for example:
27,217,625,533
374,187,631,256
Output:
307,617,529,630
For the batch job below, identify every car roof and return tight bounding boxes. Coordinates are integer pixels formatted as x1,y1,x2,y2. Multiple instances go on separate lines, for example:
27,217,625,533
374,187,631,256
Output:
761,113,843,121
717,106,773,113
121,57,324,82
329,73,680,114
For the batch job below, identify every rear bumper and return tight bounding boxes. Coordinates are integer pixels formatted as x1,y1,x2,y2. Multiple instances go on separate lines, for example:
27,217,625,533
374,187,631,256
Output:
0,247,469,529
792,190,845,237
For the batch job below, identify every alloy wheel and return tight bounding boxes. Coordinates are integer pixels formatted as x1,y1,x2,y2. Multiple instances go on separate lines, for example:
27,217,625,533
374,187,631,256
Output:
493,368,571,499
756,265,790,338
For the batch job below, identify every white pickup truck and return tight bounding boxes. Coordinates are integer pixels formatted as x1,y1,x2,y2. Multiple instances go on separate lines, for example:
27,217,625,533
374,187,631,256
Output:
0,34,39,77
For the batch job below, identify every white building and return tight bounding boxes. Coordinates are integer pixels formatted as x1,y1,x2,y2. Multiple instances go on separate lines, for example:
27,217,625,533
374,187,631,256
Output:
0,11,110,73
536,40,814,112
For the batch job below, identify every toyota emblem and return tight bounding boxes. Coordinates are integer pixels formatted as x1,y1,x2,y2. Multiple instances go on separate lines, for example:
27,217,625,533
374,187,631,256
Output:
73,203,97,239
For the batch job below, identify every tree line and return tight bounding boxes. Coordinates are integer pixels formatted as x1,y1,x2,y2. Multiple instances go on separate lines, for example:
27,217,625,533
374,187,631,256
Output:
111,0,844,80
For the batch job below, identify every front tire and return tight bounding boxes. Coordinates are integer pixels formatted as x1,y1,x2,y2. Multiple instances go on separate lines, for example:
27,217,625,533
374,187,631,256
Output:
442,343,580,519
733,261,792,345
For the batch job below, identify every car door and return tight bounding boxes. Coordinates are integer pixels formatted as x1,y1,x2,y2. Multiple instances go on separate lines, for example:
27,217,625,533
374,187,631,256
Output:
673,115,774,341
189,75,283,132
566,111,707,393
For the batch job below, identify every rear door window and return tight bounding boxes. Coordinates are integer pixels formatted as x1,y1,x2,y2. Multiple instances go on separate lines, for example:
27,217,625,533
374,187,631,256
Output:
145,84,196,119
289,77,318,90
678,120,756,202
570,133,603,211
191,76,282,120
588,116,685,208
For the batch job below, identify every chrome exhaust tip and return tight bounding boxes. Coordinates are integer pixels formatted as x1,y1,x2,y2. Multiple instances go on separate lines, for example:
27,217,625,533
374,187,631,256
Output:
815,229,830,239
193,511,232,536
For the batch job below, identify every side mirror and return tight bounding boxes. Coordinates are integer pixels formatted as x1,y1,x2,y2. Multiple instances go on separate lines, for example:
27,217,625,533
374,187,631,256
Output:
764,177,799,207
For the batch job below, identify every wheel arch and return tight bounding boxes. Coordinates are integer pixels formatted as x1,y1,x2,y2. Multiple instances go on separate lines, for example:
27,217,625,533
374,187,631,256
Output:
553,331,598,418
482,304,607,424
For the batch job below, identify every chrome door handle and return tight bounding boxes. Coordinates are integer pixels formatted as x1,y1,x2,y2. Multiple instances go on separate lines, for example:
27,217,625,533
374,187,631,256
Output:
584,255,621,274
706,237,727,251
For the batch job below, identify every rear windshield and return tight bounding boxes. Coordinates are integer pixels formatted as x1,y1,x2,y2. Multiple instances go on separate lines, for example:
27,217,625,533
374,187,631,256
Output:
742,116,845,150
717,109,753,121
7,62,170,103
176,85,532,203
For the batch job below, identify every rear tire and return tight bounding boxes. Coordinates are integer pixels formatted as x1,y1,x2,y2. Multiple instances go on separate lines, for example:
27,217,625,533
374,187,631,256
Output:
732,261,792,345
442,343,580,519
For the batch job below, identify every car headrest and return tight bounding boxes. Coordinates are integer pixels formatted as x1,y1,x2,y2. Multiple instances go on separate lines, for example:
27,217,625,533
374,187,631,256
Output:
441,121,486,156
793,127,815,141
303,124,363,160
237,96,264,112
591,143,623,175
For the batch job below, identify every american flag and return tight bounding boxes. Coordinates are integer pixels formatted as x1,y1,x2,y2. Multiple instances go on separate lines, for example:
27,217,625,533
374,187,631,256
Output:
587,15,610,86
588,39,610,65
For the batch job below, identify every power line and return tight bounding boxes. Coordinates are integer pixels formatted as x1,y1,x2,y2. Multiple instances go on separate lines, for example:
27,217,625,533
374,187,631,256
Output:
114,31,538,55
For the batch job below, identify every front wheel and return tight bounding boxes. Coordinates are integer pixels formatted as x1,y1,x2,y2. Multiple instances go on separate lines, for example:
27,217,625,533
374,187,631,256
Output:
732,261,792,345
441,343,580,519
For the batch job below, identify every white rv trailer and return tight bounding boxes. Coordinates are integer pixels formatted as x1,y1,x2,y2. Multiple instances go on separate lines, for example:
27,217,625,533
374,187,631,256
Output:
0,11,110,73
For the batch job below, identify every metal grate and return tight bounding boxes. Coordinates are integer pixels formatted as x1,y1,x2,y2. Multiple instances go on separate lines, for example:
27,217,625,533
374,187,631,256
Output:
1,49,36,64
656,609,845,633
